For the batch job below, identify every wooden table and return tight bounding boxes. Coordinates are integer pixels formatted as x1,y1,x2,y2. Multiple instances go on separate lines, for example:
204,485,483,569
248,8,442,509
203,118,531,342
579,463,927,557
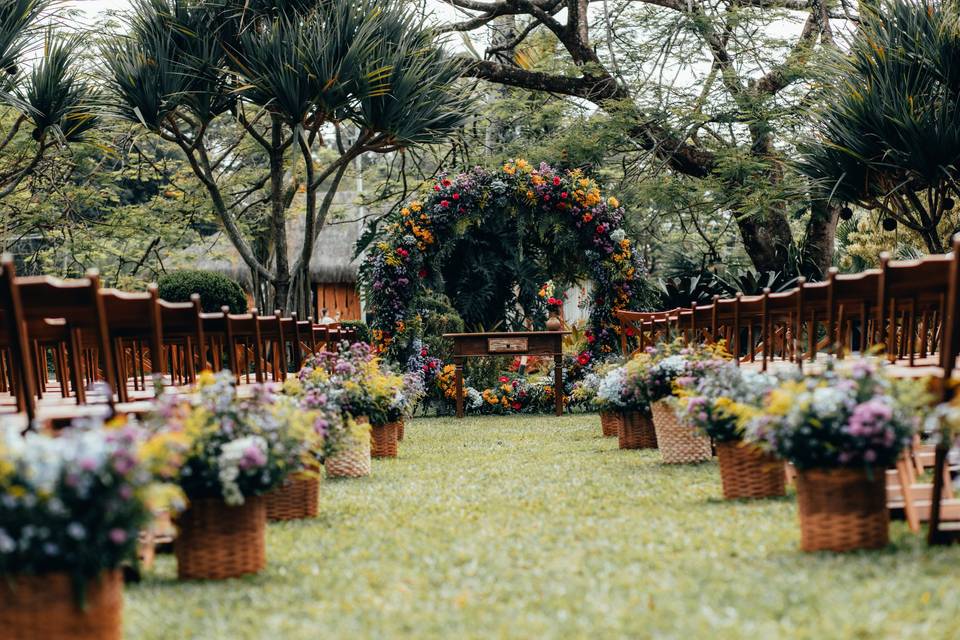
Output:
442,331,569,418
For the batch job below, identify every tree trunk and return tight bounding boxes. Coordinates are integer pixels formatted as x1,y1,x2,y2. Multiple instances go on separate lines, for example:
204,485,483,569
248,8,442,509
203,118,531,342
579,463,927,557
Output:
802,199,839,279
269,116,290,313
733,208,794,273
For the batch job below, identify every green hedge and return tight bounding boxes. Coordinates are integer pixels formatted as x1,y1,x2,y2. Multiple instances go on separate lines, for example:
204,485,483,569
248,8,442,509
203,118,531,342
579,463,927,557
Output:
341,320,370,343
157,270,247,313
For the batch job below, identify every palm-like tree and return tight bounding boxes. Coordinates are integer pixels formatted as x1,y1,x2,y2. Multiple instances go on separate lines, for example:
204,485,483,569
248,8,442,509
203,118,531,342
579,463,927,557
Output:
799,0,960,253
103,0,469,313
0,0,97,199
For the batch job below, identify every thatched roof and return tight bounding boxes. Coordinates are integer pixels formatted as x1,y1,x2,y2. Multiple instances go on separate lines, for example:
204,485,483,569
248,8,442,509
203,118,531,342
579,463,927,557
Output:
185,191,366,287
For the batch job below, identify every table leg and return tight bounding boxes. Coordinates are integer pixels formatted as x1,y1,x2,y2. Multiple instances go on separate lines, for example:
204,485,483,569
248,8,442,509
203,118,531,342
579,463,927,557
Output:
554,354,563,416
455,358,465,419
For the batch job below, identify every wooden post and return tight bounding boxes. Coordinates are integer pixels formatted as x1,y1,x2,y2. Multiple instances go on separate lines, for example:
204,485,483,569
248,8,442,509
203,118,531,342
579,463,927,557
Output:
554,353,563,416
454,357,465,419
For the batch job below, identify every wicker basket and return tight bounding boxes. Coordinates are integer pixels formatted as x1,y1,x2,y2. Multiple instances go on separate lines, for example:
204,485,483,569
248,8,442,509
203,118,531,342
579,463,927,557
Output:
0,570,122,640
371,421,400,458
796,468,889,552
715,441,786,499
599,411,621,437
325,436,372,478
651,399,712,464
397,418,405,441
174,496,266,580
618,411,658,449
265,469,320,521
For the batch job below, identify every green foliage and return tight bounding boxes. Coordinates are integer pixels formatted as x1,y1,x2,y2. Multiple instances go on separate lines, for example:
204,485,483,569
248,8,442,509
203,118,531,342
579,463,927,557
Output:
101,0,470,314
340,320,370,344
125,415,960,638
0,0,97,197
157,269,247,312
798,0,960,251
416,289,464,363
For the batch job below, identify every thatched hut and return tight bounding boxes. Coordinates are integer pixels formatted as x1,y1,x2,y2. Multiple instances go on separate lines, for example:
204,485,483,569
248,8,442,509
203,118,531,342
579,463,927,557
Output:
186,191,365,320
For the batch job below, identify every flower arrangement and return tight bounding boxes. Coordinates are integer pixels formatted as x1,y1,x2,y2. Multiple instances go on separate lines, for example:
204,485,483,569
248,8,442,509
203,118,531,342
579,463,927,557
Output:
626,340,731,404
0,415,182,598
678,361,777,442
288,343,372,456
539,280,565,312
748,359,925,470
149,371,314,506
360,161,657,365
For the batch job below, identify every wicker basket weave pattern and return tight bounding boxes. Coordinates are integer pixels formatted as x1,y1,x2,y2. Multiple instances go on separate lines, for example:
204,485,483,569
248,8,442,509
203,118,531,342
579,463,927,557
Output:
0,570,123,640
651,400,712,464
397,418,405,441
175,496,267,580
265,471,320,521
796,468,889,552
371,421,400,458
599,411,621,437
715,441,786,499
325,436,372,478
618,411,658,449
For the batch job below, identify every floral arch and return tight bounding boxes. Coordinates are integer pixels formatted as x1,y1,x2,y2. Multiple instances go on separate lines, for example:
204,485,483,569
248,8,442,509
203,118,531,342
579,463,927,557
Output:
360,160,655,365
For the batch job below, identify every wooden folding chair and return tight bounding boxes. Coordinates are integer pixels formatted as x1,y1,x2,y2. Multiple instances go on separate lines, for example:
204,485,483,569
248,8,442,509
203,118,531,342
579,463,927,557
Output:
256,310,288,383
826,268,882,358
158,294,206,387
877,252,949,371
16,269,116,407
100,286,164,402
224,308,264,384
0,255,37,422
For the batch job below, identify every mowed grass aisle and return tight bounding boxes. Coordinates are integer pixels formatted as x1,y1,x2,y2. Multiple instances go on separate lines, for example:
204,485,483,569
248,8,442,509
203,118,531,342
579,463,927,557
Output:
127,415,960,639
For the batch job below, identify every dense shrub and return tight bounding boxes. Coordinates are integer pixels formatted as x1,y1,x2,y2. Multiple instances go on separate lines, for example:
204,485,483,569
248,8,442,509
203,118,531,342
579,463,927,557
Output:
157,270,247,313
341,320,370,343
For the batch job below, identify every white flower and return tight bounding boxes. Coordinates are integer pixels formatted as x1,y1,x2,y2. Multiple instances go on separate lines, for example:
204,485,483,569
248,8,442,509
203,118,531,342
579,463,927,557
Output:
0,528,14,554
811,386,846,417
610,229,626,243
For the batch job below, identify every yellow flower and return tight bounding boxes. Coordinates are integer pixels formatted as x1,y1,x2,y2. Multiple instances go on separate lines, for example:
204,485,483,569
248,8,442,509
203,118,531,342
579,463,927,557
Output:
401,207,410,217
197,369,216,388
608,197,619,208
410,201,422,212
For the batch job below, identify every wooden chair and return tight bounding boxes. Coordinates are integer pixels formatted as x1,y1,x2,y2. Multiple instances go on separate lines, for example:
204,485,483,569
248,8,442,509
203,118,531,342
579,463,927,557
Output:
200,309,228,373
877,252,949,370
763,287,802,369
158,294,206,386
256,310,288,383
826,268,882,358
797,278,831,365
0,255,37,421
224,308,264,384
16,269,116,407
100,286,164,402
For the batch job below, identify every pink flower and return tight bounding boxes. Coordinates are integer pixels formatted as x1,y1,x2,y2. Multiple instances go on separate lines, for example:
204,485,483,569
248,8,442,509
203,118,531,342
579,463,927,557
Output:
109,528,128,545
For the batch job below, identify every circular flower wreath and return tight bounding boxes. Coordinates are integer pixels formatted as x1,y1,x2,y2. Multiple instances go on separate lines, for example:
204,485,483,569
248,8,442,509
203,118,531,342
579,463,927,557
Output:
360,159,654,364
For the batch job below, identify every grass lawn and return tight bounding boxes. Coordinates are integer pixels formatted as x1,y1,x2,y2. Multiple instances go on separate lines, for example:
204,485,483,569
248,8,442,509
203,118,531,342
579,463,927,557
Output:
126,414,960,639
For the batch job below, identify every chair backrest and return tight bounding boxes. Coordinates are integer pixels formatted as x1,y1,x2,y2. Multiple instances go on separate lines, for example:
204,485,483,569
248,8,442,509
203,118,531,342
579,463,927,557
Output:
764,287,801,366
16,270,116,393
224,308,263,382
101,285,164,355
879,253,951,364
829,268,882,355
